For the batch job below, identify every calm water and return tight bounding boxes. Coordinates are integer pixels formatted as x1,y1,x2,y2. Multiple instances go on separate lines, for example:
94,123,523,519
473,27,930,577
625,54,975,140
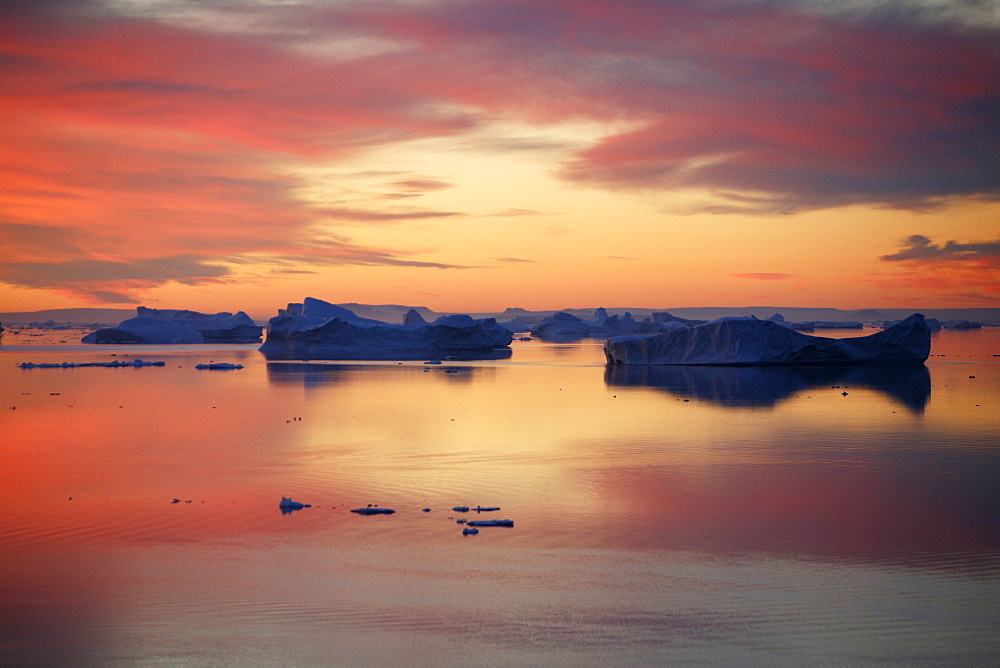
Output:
2,328,998,665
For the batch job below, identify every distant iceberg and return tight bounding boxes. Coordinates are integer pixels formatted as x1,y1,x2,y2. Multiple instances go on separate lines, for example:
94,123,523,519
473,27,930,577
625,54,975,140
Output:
530,308,682,342
82,306,262,344
259,297,512,361
604,313,931,366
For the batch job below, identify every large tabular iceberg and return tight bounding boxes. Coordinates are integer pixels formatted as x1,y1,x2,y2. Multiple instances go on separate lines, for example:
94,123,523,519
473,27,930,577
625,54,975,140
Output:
82,307,262,344
259,297,513,360
604,313,931,366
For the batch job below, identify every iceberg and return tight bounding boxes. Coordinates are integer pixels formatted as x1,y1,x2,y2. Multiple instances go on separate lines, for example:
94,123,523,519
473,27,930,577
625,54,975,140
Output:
82,306,262,344
194,362,244,370
82,316,204,344
259,297,512,361
130,307,262,342
604,313,931,366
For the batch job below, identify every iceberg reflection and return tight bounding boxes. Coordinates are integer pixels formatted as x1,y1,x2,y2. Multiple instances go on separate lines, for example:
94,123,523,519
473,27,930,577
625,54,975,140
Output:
266,361,483,386
605,363,931,412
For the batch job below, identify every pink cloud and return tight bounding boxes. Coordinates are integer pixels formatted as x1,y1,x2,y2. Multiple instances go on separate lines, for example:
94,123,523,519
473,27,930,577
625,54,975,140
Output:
730,273,796,281
1,0,997,303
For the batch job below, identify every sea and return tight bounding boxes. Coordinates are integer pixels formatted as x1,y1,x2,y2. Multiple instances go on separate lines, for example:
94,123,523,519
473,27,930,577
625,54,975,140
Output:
2,326,998,665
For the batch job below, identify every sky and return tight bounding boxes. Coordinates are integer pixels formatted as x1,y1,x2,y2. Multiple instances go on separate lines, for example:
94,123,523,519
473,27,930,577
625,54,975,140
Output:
1,0,998,318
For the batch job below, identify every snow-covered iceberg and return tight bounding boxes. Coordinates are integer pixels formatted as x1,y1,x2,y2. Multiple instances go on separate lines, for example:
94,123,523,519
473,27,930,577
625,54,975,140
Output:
82,316,204,344
131,307,262,342
604,313,931,366
259,297,513,360
82,306,262,344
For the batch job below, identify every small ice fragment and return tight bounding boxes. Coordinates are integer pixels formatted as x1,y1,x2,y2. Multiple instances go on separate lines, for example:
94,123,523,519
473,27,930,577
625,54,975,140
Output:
452,506,470,512
422,508,431,512
195,362,244,370
171,498,181,504
456,519,467,524
350,507,395,515
466,519,514,527
463,527,479,535
424,360,442,365
474,506,500,512
279,496,310,510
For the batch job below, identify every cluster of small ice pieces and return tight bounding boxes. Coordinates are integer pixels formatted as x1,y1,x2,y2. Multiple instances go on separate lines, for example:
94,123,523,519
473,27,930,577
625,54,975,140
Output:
18,359,165,369
275,497,512,534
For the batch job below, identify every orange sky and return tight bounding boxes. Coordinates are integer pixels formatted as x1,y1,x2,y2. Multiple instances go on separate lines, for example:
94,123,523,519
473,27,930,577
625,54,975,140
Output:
1,0,998,318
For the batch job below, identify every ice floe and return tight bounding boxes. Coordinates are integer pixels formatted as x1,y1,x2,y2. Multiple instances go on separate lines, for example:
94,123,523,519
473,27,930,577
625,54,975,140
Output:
18,359,165,369
351,506,396,515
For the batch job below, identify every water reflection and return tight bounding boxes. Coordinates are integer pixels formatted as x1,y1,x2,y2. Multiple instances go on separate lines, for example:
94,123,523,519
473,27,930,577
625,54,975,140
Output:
605,363,931,412
265,361,479,386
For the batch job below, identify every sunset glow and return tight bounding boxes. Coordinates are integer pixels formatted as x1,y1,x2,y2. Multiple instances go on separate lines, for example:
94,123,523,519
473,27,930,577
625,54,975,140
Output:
2,0,998,317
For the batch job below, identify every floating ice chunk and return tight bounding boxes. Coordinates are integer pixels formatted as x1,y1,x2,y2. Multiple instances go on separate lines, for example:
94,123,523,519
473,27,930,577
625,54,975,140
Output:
474,506,500,512
194,362,244,370
466,519,514,527
452,506,470,512
351,507,395,515
463,527,479,535
279,497,311,510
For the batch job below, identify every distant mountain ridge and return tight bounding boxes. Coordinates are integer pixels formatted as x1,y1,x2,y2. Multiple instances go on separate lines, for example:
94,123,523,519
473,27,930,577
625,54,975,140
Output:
2,304,997,327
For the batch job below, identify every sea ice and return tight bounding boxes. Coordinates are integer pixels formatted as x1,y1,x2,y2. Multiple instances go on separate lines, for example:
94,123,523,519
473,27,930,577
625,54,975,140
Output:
18,359,165,369
194,362,244,370
466,519,514,527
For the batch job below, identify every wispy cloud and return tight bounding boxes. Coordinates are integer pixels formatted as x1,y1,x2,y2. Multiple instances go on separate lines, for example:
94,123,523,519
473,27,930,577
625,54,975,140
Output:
880,234,1000,262
730,273,796,281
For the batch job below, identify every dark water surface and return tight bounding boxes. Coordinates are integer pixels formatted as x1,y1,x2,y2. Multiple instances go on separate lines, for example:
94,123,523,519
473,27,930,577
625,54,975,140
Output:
2,329,998,665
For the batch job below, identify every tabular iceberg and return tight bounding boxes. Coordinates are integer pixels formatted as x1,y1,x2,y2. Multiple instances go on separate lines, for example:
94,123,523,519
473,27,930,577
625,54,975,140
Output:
604,313,931,366
258,297,513,360
82,306,262,344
